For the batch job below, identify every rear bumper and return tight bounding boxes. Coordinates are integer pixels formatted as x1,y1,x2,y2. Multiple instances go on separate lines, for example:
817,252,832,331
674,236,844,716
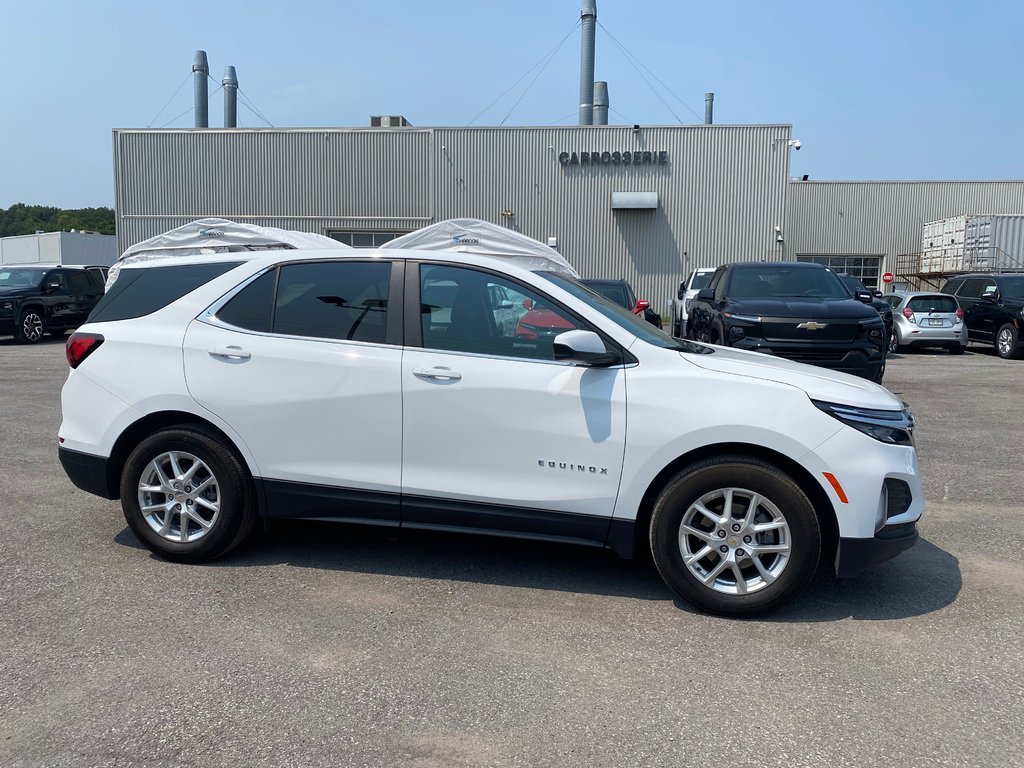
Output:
836,523,919,578
58,445,117,499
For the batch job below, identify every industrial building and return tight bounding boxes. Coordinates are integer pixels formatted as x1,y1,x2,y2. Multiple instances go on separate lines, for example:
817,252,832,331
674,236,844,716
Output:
110,1,1024,312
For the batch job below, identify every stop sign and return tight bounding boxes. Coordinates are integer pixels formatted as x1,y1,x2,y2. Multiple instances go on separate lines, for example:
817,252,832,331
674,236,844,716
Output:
882,272,894,284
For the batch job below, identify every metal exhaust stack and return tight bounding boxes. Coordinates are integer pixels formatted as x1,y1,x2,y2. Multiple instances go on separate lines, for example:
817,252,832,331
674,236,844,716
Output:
705,92,714,125
593,81,609,125
578,0,597,125
223,66,238,128
193,50,209,128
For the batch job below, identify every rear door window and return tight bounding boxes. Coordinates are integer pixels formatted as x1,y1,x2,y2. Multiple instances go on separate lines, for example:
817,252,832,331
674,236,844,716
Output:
272,261,391,343
955,278,988,299
67,271,91,291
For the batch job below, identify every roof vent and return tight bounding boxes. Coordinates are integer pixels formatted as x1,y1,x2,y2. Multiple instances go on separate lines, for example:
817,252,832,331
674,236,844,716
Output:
370,115,412,127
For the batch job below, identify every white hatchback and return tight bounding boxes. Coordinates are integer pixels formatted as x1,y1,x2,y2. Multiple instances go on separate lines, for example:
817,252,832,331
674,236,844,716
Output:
58,249,923,615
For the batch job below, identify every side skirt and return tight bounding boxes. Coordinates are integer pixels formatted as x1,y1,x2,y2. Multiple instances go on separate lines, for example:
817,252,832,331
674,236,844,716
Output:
257,478,631,553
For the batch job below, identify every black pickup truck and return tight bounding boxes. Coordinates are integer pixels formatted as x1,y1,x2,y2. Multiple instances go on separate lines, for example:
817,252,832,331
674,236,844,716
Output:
0,265,106,343
686,262,888,381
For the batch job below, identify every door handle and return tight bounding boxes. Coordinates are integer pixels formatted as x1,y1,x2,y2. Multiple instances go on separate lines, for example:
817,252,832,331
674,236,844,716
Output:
208,346,251,360
412,366,462,381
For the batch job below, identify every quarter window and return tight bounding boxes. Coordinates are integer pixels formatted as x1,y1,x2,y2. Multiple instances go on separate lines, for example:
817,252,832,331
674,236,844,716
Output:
419,264,583,360
216,270,277,333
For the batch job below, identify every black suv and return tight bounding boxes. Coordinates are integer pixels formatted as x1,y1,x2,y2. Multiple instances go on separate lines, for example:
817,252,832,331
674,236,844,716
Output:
686,262,888,381
941,272,1024,358
0,265,106,344
837,273,894,348
581,279,662,328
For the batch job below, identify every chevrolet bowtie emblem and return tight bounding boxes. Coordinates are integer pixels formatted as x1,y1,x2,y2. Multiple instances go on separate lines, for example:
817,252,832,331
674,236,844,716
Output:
797,321,828,330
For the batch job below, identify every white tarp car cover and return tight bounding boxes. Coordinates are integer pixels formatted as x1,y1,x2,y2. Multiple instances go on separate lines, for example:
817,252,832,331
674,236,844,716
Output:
382,218,578,277
106,218,350,288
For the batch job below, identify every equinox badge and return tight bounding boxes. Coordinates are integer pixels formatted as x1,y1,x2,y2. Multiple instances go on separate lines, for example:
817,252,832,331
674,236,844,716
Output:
796,321,828,331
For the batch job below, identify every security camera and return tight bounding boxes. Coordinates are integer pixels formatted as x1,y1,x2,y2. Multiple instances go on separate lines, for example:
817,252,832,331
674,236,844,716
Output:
791,139,802,150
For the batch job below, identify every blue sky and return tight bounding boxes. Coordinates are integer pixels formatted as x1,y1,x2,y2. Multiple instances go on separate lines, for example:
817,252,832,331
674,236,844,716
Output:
2,0,1022,208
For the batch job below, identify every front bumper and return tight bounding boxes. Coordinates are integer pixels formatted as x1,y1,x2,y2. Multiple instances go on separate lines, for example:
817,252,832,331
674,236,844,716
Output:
836,522,919,578
730,337,885,379
59,445,117,499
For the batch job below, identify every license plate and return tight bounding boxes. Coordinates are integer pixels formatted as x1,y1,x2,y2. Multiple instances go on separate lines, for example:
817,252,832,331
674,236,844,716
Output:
928,318,943,326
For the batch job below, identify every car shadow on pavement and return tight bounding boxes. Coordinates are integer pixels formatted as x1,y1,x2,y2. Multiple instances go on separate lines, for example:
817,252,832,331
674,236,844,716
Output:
759,537,961,622
114,524,961,618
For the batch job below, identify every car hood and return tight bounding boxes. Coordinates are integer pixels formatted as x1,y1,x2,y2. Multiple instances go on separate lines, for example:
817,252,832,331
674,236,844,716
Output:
728,297,879,320
681,345,902,411
0,287,29,298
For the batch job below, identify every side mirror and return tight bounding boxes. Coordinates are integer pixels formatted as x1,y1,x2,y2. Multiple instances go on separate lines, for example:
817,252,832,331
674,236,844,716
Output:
47,282,62,292
677,285,686,300
634,299,650,314
981,291,998,301
873,290,883,298
498,300,514,309
522,298,534,310
553,330,620,367
855,290,873,303
696,288,715,301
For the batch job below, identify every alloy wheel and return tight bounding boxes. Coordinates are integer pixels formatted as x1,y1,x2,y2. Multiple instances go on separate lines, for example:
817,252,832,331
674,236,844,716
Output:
137,451,221,542
997,327,1014,357
21,313,43,342
677,487,791,595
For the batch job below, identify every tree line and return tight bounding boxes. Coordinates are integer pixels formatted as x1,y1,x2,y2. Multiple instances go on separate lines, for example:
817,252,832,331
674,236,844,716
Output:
0,203,115,238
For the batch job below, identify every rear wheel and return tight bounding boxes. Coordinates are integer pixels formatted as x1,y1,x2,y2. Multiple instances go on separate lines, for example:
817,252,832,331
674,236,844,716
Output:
120,426,257,562
995,323,1021,359
14,309,44,344
649,455,821,616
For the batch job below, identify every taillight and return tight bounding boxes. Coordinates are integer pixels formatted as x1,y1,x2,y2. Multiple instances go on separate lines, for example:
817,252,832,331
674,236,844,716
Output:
955,308,964,319
66,332,104,368
902,307,914,319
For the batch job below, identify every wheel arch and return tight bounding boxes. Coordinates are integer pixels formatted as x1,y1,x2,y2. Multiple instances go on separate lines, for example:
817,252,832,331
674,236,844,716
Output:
624,442,838,566
105,411,254,502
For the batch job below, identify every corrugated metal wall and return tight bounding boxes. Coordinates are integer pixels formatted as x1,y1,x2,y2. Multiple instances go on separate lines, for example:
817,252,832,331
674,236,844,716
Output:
114,125,791,315
786,180,1024,271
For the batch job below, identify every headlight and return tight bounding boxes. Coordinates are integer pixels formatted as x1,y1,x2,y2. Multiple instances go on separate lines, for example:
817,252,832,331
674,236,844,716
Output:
813,400,914,446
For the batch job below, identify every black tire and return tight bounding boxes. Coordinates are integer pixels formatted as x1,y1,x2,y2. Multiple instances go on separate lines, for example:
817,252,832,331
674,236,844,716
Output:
14,308,44,344
872,358,885,383
120,426,257,562
673,317,682,338
649,455,821,616
948,344,965,355
995,323,1021,359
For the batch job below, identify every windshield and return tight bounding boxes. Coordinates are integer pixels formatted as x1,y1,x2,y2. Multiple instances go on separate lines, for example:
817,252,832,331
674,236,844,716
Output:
0,269,43,288
691,271,714,290
728,266,850,300
542,272,713,354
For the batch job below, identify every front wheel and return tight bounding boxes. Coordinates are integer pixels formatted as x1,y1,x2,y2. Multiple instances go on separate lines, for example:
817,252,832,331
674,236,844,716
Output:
649,455,821,616
14,309,44,344
995,323,1021,359
120,426,257,562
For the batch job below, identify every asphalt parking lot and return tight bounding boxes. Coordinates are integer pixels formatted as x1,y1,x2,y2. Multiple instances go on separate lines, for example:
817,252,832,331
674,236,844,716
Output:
1,338,1021,768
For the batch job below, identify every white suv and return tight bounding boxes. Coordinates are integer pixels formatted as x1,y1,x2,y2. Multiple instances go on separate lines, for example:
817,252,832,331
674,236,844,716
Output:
58,249,922,616
671,267,717,337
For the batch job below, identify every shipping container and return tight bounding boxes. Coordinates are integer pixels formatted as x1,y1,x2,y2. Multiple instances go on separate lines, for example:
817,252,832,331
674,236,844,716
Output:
920,214,1024,273
0,231,118,267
